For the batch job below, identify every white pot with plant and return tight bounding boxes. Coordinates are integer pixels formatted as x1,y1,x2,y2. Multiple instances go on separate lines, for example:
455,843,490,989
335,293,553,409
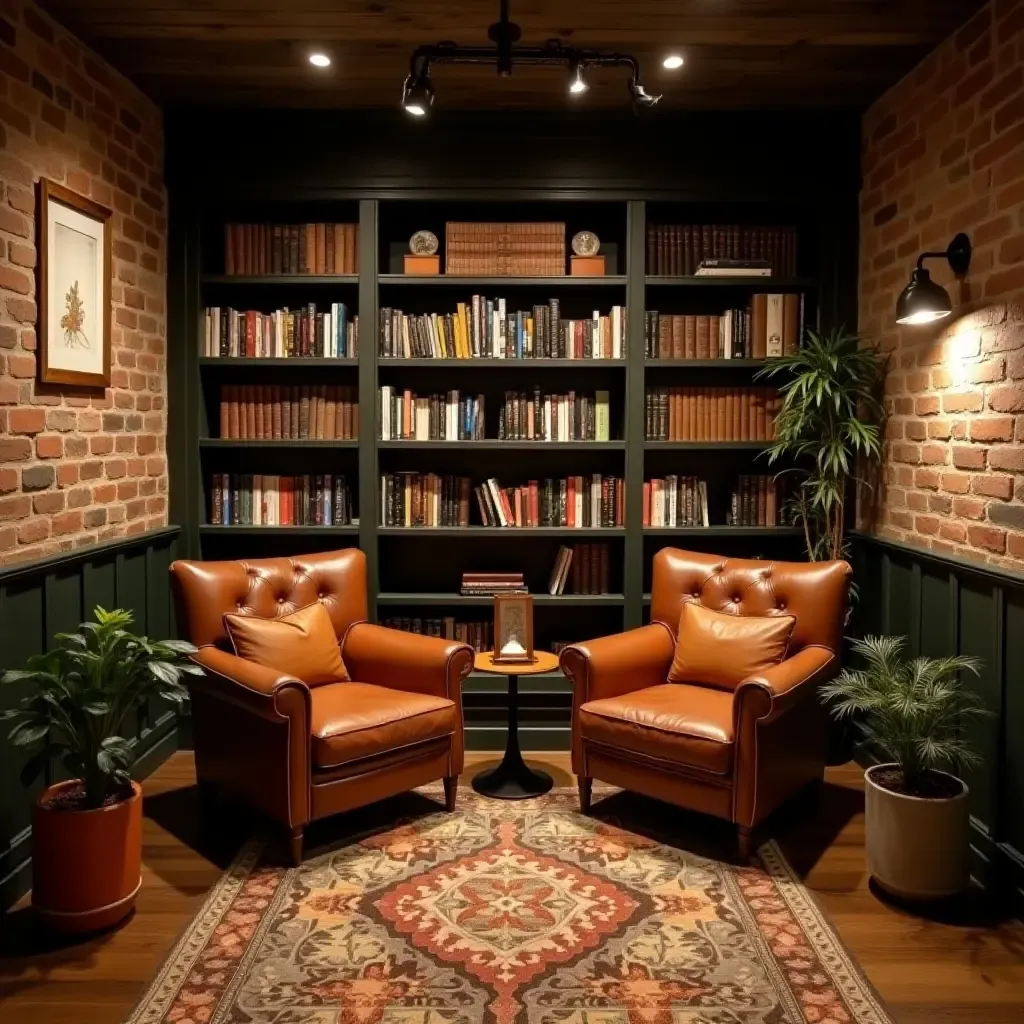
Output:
820,635,986,900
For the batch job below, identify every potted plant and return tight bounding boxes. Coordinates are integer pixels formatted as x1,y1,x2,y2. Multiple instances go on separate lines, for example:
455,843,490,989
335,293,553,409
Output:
1,606,198,932
757,326,885,562
820,634,986,900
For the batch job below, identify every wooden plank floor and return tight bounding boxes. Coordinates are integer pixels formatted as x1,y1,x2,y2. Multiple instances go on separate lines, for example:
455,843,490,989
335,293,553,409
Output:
1,751,1022,1023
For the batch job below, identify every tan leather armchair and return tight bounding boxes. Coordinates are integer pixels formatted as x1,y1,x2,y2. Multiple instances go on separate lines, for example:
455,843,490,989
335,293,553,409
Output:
169,549,473,862
560,548,851,857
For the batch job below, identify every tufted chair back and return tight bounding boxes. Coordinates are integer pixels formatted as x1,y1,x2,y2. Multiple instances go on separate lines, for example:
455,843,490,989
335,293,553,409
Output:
170,548,367,653
651,547,851,663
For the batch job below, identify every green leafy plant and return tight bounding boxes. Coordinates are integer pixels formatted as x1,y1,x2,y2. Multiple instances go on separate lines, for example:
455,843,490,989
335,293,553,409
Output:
756,327,885,562
1,607,200,809
820,635,987,796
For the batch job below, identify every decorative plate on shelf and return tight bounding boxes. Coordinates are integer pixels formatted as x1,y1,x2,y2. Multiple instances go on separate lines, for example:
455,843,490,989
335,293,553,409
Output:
409,230,439,256
571,230,600,257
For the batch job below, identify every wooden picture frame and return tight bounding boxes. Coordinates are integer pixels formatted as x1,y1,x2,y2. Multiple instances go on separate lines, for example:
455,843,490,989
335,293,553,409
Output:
492,593,534,664
37,178,112,387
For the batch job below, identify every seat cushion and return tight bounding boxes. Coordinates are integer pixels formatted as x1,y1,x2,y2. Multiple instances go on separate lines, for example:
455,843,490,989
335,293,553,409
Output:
668,601,795,690
224,601,349,685
309,682,457,769
580,683,734,775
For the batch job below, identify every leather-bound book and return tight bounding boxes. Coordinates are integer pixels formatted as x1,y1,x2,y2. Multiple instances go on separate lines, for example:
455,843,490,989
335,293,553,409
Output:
656,225,666,276
756,388,768,440
281,389,292,440
254,385,265,439
271,386,282,439
315,223,326,274
288,225,299,274
695,390,705,441
758,475,767,525
696,316,710,359
681,387,693,440
325,224,335,274
647,226,656,274
224,225,234,276
682,315,695,360
783,293,800,354
667,315,680,359
220,385,232,438
716,390,727,442
290,389,301,438
343,224,356,275
674,388,685,442
747,388,758,440
298,225,307,273
658,389,669,440
323,387,336,440
599,543,609,595
668,226,678,276
305,225,316,275
271,225,282,274
315,385,327,439
739,390,750,441
682,225,692,275
658,316,672,359
708,314,720,358
255,225,264,275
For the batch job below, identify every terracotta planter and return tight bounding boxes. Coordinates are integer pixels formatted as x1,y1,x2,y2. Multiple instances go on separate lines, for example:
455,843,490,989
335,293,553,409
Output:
864,763,969,900
32,780,142,933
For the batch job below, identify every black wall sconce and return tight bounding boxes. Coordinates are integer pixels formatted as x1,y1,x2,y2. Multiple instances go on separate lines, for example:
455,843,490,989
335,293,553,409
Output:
895,233,972,325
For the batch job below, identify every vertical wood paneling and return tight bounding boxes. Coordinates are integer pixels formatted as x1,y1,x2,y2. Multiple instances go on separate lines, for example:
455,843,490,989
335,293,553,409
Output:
82,557,117,616
1003,590,1024,855
918,567,951,658
886,554,914,646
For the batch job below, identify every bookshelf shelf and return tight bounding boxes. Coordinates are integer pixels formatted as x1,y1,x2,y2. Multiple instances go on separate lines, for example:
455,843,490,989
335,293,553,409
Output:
199,525,359,536
645,358,771,369
379,358,626,369
378,440,626,451
641,526,801,538
645,276,816,289
201,274,358,286
378,275,627,287
199,357,357,368
378,526,626,537
377,592,626,607
199,438,359,449
643,440,773,451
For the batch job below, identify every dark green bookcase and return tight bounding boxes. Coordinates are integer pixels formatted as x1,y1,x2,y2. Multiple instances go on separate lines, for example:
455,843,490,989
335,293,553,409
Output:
169,175,850,750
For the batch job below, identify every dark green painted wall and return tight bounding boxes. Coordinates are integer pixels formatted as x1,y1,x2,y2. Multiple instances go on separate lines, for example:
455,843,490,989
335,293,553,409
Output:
0,527,181,911
853,532,1024,912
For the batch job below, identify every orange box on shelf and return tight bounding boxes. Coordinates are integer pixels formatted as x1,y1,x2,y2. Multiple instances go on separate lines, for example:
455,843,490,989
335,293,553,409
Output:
570,255,606,276
404,254,440,275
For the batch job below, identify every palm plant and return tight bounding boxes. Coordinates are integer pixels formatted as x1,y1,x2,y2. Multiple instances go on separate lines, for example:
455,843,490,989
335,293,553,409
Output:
1,606,200,809
756,327,885,562
819,635,987,796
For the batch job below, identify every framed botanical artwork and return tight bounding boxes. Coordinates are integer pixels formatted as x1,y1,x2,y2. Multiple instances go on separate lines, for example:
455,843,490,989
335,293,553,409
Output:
492,593,534,664
37,178,112,387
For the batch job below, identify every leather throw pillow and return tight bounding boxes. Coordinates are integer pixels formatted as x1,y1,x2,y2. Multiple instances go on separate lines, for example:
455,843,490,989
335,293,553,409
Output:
667,601,795,690
224,601,349,685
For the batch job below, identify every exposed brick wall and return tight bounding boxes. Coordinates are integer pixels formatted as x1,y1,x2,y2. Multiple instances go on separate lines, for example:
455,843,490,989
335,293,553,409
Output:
0,0,166,565
859,0,1024,568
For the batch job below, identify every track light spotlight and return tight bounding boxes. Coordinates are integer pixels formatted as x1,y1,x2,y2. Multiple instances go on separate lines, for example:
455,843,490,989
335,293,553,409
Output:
629,79,661,108
401,72,434,116
569,62,588,95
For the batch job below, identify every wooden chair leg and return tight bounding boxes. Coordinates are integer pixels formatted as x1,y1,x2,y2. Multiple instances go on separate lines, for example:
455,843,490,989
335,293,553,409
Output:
737,824,753,861
443,776,458,812
288,827,304,866
578,776,593,814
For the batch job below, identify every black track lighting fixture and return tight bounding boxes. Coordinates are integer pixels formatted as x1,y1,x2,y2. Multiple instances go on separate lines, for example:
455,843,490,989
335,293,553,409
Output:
895,233,972,326
400,0,662,116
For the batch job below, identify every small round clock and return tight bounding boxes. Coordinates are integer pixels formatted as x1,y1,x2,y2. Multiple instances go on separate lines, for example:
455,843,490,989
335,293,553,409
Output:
409,230,439,256
571,230,601,257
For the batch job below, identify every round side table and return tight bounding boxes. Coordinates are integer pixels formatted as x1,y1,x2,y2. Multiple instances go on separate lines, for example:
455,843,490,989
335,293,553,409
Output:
471,650,560,799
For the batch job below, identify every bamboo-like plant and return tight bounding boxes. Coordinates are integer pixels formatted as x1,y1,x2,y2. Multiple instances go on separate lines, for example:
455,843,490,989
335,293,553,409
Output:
1,607,200,809
756,327,885,562
819,635,987,796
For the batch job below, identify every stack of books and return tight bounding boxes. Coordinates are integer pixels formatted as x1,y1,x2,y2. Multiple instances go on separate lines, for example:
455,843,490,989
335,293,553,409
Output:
382,617,494,653
645,387,779,442
445,222,565,276
378,388,485,441
379,300,625,360
460,572,527,597
647,223,798,276
223,222,359,275
547,544,611,595
498,390,611,442
209,474,354,527
643,477,710,528
729,475,786,527
203,304,357,358
379,473,471,527
219,385,358,440
475,476,624,529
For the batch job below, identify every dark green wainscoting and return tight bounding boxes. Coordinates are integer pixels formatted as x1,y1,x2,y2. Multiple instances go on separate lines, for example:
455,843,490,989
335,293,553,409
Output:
0,526,181,912
852,531,1024,913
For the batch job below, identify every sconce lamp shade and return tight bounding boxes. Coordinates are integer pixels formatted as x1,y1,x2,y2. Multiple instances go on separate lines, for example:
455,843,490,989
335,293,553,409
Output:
895,268,953,325
895,232,971,326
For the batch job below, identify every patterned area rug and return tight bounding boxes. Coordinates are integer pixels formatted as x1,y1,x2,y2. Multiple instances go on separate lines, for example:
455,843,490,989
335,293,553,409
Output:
127,787,892,1024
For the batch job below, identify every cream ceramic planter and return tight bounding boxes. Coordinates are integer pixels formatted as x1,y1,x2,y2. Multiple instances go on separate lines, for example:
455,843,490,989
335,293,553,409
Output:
864,763,969,900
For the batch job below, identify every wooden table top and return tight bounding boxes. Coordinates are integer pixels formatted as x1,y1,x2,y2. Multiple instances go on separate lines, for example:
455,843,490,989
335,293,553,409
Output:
473,650,561,676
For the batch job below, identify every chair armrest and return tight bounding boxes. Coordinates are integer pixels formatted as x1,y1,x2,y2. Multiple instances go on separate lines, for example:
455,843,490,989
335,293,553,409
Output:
734,645,836,725
560,623,675,704
192,646,311,721
341,622,474,701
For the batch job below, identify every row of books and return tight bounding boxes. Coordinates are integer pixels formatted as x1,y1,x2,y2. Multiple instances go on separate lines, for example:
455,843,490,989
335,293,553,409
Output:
645,387,779,442
548,544,611,595
461,571,526,596
382,617,494,653
729,475,786,527
209,474,355,526
223,223,359,276
202,305,358,359
498,390,611,442
645,295,802,360
379,301,626,360
378,388,485,442
445,222,565,276
647,224,799,277
219,385,358,441
643,477,710,528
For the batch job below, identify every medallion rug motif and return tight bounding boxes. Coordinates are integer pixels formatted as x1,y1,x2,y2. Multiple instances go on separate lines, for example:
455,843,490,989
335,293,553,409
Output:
127,788,892,1024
